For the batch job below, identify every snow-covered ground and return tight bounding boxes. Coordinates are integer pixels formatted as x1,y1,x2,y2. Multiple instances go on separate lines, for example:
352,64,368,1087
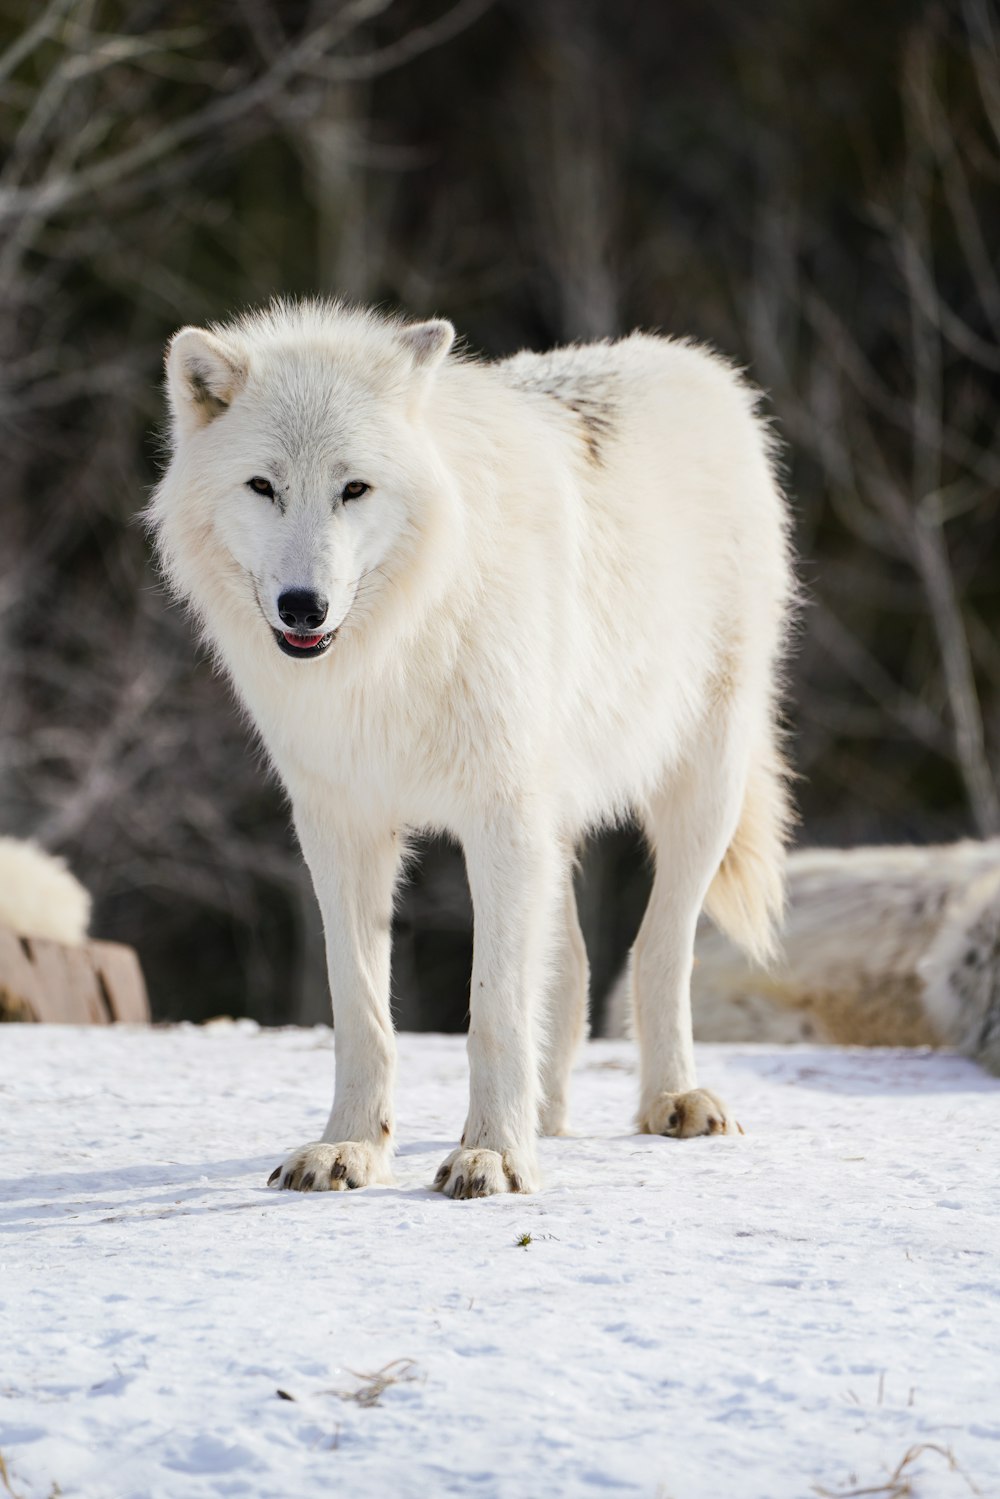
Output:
1,1024,998,1499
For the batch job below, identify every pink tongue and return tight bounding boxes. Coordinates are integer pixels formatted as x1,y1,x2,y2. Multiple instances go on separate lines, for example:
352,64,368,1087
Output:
284,631,323,649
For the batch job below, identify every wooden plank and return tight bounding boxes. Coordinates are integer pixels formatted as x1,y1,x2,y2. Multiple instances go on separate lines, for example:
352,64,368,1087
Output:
0,925,45,1021
25,938,108,1024
88,940,150,1024
0,923,149,1025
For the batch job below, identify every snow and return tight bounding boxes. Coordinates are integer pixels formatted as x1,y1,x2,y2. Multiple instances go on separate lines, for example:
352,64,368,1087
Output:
1,1024,998,1499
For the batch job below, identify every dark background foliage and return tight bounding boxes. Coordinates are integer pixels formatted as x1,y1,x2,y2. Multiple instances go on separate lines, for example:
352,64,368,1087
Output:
1,0,998,1029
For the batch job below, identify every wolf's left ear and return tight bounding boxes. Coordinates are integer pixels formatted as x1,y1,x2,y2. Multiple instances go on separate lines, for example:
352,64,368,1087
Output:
398,319,455,374
166,327,247,437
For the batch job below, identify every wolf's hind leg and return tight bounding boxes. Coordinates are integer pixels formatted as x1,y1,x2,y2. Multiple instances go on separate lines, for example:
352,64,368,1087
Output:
538,874,589,1136
632,719,749,1139
268,813,400,1192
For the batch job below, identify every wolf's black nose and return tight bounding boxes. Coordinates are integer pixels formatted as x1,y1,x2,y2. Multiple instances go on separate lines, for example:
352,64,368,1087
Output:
277,589,328,631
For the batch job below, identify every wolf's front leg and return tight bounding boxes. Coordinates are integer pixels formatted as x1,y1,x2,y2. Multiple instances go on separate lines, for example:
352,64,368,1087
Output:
433,811,562,1199
268,814,400,1193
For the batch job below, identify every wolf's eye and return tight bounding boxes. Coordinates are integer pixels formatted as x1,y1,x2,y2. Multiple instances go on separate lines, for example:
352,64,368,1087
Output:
247,476,274,498
342,481,370,502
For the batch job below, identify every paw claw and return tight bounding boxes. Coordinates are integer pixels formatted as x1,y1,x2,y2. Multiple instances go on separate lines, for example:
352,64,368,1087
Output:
269,1141,391,1193
432,1146,538,1199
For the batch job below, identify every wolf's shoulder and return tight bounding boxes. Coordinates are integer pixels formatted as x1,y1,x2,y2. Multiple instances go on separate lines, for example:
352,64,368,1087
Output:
495,339,623,401
494,332,745,402
489,340,644,463
484,333,749,462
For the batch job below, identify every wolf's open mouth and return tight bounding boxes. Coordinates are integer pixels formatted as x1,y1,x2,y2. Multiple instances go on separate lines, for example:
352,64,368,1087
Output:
273,628,336,660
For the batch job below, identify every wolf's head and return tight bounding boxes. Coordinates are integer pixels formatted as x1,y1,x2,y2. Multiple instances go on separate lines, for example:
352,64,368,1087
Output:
149,301,457,663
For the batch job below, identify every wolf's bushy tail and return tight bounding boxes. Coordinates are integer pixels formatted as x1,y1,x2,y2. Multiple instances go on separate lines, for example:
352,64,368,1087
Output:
703,739,792,966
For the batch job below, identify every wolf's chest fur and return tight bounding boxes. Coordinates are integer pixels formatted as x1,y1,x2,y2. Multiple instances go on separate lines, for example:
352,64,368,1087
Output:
251,640,509,829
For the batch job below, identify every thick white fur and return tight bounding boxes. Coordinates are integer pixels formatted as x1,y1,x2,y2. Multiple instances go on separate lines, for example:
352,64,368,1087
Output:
148,300,793,1196
0,836,91,945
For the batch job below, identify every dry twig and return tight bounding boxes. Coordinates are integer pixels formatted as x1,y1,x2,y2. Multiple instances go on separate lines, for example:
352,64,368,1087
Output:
813,1441,981,1498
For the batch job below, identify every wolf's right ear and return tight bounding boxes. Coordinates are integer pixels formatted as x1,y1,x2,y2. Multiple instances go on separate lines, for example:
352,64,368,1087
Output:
166,327,247,436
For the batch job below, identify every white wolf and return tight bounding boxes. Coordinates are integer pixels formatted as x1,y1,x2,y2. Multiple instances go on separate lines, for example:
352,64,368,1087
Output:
149,300,793,1198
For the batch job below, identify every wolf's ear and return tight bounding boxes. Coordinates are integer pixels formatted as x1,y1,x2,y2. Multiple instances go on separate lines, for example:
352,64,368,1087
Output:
397,319,454,374
166,327,247,436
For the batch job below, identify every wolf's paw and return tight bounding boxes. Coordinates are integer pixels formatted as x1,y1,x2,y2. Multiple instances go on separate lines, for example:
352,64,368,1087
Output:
431,1146,539,1199
638,1088,740,1139
267,1141,392,1192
